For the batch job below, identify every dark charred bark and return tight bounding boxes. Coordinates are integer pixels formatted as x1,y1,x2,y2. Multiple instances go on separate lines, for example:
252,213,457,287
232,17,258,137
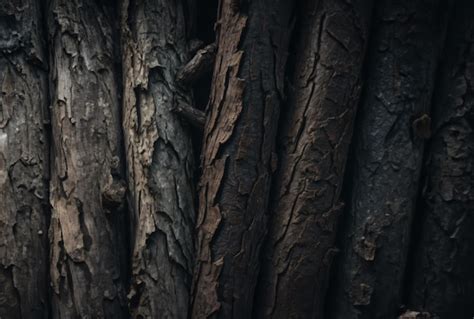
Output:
328,1,451,318
47,0,129,317
408,1,474,317
120,0,197,318
191,1,295,318
2,1,474,317
0,1,50,318
253,1,373,318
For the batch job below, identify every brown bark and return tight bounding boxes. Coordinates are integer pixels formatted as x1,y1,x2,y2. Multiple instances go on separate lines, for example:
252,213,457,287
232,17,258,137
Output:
328,1,451,318
191,0,295,317
253,1,373,318
2,1,474,317
48,0,129,317
120,0,197,318
408,1,474,317
0,1,50,318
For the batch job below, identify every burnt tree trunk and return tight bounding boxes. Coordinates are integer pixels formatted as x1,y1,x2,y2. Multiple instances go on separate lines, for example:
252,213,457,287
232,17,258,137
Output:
48,0,129,317
253,0,373,318
328,1,451,318
191,0,294,317
1,1,474,318
0,1,50,318
408,1,474,317
120,0,197,318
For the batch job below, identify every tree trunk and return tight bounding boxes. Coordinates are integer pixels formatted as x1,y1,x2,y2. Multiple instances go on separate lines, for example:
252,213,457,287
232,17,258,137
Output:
48,0,129,317
191,0,294,317
120,0,197,318
328,1,451,318
2,1,474,318
0,1,50,318
408,1,474,317
253,1,373,318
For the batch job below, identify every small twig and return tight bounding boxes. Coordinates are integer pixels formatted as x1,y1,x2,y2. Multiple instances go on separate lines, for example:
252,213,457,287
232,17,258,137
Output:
172,104,205,129
176,43,217,86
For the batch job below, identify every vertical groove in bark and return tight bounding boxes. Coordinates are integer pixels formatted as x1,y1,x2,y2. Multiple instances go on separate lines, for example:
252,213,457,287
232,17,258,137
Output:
408,1,474,317
0,1,50,318
120,0,196,318
191,1,295,318
328,1,451,318
253,1,373,318
48,0,128,317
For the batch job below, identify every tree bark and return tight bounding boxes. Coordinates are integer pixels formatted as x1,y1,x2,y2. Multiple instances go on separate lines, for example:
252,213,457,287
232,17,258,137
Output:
328,1,451,318
48,0,129,317
408,1,474,317
191,0,295,318
0,1,50,318
2,1,474,318
253,1,373,318
120,0,197,318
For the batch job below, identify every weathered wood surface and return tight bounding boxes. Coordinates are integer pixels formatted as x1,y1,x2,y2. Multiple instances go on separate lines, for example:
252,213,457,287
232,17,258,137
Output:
48,0,129,317
191,0,295,317
120,0,197,317
254,0,373,318
0,1,50,318
328,1,451,318
409,1,474,317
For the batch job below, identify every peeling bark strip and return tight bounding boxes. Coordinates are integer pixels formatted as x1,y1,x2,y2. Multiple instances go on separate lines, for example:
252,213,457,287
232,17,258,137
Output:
409,1,474,317
191,0,295,318
253,1,373,318
120,0,196,318
328,1,451,318
0,1,50,318
48,0,128,317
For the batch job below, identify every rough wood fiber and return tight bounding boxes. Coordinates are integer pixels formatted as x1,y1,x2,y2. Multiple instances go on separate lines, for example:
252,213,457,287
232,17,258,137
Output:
409,1,474,317
48,0,129,317
0,1,50,318
253,1,373,318
328,1,451,318
191,0,295,318
120,0,196,318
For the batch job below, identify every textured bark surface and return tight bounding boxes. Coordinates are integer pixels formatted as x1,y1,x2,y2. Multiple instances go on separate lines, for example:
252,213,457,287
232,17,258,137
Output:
328,1,451,318
48,0,129,317
2,1,474,318
191,0,295,318
253,1,373,318
120,0,196,318
409,1,474,317
0,1,50,318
